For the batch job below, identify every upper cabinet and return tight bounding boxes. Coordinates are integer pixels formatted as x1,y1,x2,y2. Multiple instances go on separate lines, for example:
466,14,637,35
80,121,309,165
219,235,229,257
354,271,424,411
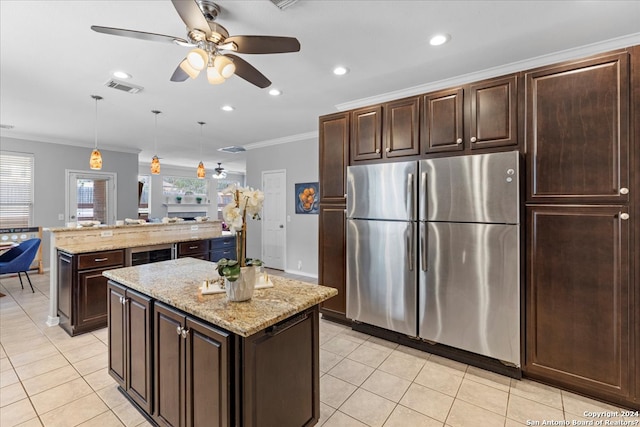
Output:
384,97,420,158
421,87,464,153
319,112,350,204
351,105,383,162
525,52,630,203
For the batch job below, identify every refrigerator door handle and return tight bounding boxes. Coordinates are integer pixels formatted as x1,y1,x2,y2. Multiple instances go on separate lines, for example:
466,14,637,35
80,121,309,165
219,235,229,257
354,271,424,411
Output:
420,222,428,271
421,172,427,219
408,222,414,271
407,173,414,220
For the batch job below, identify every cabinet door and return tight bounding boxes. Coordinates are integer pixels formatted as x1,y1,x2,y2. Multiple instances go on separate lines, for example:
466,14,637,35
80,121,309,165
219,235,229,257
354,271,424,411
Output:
384,97,420,157
468,75,518,150
421,87,464,153
76,267,114,332
127,289,153,415
526,53,629,203
155,303,185,427
57,252,73,321
319,112,349,203
525,205,630,400
185,317,230,427
351,105,382,162
107,281,126,388
318,205,346,318
178,240,209,258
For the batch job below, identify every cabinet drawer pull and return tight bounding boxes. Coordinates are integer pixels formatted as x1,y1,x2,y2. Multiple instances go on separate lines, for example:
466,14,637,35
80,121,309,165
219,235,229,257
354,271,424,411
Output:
188,246,199,250
94,257,109,262
620,213,630,220
121,297,128,305
267,312,309,337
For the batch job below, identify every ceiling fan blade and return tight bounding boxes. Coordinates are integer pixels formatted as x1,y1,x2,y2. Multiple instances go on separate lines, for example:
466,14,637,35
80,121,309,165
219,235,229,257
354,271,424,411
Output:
170,61,190,82
171,0,210,33
91,26,188,45
224,36,300,54
226,54,271,88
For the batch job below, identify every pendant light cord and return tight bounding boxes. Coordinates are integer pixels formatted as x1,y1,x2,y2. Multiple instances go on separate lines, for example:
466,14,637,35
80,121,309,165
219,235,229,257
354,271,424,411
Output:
152,110,162,153
91,95,103,150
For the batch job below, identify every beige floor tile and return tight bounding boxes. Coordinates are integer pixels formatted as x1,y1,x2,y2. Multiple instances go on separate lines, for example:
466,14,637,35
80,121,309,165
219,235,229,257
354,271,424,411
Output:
464,366,511,393
339,329,371,345
21,365,80,396
1,368,19,388
378,352,426,382
364,336,400,351
30,377,93,414
0,398,38,427
1,382,27,407
399,383,454,422
91,328,108,344
322,336,361,357
383,404,443,427
0,345,6,359
77,410,125,426
14,417,43,427
361,370,411,403
7,343,59,368
446,399,506,427
322,410,368,427
506,394,564,425
427,355,468,378
1,356,13,372
509,378,563,410
61,341,107,364
40,393,108,427
504,418,526,427
320,349,343,373
561,390,621,417
320,374,357,409
51,332,100,353
340,388,396,427
391,345,431,360
347,342,393,368
320,329,340,346
318,402,336,426
328,357,374,386
455,378,508,416
111,401,147,427
96,384,130,409
14,354,69,381
83,367,116,391
414,361,464,397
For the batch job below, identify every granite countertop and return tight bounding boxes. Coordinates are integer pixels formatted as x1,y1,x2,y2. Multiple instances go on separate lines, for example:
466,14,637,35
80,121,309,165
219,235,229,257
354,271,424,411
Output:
45,220,222,233
103,258,338,337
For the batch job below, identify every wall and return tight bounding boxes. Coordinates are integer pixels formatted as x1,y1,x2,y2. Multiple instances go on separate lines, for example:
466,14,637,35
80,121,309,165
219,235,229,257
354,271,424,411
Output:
245,137,318,277
1,136,139,268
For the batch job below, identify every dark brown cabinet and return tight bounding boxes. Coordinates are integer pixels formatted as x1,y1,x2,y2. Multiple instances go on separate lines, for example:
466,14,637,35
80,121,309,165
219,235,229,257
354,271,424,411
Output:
319,112,349,320
421,87,464,154
154,302,230,427
526,52,630,203
384,97,420,158
350,105,383,162
177,240,210,260
108,281,153,414
525,205,631,402
58,249,124,336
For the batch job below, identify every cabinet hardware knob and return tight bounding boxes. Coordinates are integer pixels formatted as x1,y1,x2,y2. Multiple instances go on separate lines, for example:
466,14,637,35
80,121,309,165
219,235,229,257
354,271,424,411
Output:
385,147,390,152
343,194,347,198
619,187,629,195
181,328,189,339
121,298,127,305
375,148,380,154
456,138,463,144
620,213,630,220
470,137,477,143
94,258,108,262
118,296,123,304
176,326,182,335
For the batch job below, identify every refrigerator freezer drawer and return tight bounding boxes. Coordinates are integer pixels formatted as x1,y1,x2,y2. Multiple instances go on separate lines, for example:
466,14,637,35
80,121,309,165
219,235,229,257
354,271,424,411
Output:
418,222,520,366
347,219,417,336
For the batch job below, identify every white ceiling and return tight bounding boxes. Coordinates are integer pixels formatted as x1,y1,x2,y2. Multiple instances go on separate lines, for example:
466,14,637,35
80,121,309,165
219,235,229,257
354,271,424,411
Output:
1,1,639,174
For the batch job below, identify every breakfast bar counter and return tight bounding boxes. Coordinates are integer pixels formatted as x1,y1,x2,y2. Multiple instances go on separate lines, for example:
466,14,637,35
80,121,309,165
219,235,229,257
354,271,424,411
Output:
103,258,337,427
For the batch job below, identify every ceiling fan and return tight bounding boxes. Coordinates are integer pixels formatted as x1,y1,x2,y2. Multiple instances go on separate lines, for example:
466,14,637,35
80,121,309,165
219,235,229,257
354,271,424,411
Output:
91,0,300,88
213,163,227,179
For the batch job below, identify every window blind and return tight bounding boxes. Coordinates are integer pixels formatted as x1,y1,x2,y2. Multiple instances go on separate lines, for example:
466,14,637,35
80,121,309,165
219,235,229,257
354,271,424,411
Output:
0,151,34,228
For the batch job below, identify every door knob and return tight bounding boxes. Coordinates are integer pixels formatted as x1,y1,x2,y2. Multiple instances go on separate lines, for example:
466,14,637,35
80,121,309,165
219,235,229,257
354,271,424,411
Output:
279,225,284,228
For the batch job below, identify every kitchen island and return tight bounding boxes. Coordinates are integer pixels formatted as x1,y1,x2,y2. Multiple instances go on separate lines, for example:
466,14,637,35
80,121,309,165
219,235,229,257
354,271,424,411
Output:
103,257,337,427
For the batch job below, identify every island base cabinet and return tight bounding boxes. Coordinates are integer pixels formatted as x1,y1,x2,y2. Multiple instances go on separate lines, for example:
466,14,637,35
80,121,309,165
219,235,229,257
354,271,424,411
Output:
108,281,153,415
239,306,319,427
154,302,230,427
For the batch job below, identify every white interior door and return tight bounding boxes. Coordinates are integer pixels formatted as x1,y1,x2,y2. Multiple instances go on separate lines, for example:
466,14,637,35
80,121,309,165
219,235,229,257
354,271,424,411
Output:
66,170,117,225
261,170,286,270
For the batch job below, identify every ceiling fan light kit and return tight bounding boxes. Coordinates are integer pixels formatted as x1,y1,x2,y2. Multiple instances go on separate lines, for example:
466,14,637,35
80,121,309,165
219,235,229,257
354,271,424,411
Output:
91,0,300,89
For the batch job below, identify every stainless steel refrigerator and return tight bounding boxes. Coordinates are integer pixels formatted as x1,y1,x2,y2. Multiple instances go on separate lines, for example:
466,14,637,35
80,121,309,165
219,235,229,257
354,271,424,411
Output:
418,151,520,366
346,161,418,336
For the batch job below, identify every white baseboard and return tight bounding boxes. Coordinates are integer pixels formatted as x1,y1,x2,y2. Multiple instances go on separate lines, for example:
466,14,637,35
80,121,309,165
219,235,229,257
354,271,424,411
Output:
284,269,318,279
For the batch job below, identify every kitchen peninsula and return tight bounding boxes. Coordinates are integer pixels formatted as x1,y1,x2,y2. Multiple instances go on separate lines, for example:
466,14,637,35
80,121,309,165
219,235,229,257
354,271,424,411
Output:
45,221,228,335
103,257,337,427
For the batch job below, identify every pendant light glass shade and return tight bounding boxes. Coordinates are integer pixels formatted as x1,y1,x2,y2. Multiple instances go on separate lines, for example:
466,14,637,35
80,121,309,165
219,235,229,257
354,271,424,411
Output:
150,110,161,175
151,155,161,175
197,161,206,179
187,48,208,71
214,55,236,78
179,59,200,79
89,95,103,170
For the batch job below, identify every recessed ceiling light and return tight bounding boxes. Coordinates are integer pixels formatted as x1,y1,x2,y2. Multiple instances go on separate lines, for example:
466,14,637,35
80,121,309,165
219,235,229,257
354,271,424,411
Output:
333,66,349,76
429,34,451,46
269,89,282,96
221,105,234,112
113,71,132,79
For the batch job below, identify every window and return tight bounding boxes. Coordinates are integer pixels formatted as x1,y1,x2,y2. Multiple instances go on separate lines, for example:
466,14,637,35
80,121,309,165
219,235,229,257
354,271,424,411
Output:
138,175,150,218
162,176,209,202
0,151,34,228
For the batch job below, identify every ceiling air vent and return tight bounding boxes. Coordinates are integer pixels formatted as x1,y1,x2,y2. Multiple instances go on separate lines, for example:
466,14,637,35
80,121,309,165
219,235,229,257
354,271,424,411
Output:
104,79,143,94
269,0,300,10
218,146,246,153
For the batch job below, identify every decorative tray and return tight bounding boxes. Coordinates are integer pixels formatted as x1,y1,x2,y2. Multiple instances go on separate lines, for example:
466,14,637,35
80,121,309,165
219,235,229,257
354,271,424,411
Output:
199,275,273,295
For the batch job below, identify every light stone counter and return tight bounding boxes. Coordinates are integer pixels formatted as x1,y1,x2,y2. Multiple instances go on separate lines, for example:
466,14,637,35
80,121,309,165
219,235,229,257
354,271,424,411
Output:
103,257,338,337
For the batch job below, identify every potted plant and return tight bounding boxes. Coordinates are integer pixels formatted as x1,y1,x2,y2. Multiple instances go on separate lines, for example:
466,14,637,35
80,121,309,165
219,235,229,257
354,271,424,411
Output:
175,196,182,204
218,184,264,301
195,196,203,204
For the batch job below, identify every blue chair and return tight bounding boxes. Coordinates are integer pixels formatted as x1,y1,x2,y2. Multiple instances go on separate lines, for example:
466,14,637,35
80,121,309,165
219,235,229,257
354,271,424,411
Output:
0,238,41,293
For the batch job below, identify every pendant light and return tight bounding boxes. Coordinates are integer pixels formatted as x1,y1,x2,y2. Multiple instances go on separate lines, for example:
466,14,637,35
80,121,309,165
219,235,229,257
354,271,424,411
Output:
150,110,161,175
89,95,103,170
196,121,206,179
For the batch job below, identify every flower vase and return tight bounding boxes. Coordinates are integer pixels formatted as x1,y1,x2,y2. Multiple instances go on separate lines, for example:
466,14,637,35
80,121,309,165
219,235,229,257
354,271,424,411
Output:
225,266,256,302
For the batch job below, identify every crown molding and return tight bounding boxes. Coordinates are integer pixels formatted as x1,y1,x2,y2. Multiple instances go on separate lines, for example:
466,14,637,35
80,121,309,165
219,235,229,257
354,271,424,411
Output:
243,131,318,150
0,133,141,154
336,33,640,111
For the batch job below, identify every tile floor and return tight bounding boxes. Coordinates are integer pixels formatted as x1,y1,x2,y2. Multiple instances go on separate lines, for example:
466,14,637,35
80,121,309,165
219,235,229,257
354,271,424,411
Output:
1,271,635,427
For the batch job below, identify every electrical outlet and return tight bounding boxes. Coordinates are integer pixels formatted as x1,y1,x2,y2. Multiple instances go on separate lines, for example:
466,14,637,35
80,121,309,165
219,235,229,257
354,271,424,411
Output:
100,230,113,237
297,260,302,270
191,225,199,231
